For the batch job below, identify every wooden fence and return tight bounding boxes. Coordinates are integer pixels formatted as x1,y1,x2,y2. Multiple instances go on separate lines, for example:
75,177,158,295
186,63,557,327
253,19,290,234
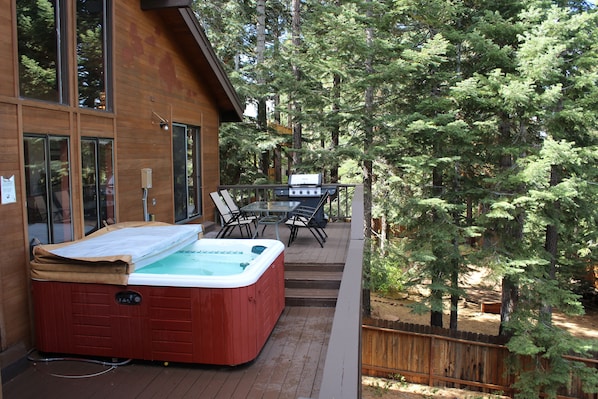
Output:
362,317,598,398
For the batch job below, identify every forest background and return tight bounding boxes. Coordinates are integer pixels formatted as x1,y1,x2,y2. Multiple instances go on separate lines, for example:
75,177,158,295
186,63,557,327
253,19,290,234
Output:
192,0,598,396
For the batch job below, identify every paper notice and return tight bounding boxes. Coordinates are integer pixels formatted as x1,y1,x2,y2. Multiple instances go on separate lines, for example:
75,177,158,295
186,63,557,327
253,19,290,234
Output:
1,175,17,204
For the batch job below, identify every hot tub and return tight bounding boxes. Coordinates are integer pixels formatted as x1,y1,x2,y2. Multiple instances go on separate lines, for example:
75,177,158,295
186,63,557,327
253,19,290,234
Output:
31,223,285,366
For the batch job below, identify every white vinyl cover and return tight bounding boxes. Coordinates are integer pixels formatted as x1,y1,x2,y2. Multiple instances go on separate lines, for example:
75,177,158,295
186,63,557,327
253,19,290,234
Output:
48,225,203,268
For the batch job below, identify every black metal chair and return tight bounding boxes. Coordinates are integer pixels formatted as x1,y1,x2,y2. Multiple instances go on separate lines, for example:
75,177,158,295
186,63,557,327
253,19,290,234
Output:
293,191,330,237
285,192,329,247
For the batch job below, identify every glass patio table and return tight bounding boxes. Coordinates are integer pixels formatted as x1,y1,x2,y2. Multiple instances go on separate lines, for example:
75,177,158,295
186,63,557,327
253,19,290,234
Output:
241,201,301,241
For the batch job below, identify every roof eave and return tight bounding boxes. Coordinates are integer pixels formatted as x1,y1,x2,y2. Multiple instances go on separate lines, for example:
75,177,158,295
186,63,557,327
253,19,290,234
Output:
177,8,244,122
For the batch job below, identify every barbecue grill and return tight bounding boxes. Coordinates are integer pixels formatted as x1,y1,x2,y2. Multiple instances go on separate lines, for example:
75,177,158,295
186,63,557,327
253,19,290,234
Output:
288,173,322,197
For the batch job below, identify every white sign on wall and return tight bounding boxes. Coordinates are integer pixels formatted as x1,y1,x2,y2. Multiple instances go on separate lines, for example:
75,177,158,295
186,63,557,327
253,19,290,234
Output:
1,175,17,204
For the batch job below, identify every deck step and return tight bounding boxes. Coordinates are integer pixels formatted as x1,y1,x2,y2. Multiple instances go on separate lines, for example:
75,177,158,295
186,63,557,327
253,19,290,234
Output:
285,263,345,273
285,288,339,307
285,270,342,289
284,263,344,307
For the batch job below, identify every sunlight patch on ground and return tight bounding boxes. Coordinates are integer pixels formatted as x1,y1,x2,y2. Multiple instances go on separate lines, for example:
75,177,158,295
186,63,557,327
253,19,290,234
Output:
553,311,598,339
362,376,510,399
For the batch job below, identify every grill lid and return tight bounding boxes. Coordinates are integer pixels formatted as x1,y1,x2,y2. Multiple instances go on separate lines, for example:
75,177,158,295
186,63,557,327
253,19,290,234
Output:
288,173,322,187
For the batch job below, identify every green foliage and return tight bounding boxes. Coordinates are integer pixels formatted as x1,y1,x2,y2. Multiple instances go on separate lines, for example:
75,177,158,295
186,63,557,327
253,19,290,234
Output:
218,122,286,184
368,240,409,295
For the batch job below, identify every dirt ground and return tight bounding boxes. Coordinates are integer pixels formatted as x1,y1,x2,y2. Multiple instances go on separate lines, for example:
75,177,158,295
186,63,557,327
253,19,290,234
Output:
362,376,511,399
361,266,598,398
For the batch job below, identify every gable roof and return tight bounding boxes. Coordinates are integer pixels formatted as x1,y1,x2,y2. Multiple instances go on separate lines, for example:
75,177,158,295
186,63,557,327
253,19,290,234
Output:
141,0,243,122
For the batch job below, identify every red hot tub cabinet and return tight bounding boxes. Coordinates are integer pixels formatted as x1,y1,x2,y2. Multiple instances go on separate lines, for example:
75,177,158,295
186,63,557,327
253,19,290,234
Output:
32,252,285,366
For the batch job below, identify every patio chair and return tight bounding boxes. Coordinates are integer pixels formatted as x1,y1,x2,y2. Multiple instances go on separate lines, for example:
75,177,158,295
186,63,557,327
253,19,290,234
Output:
291,191,330,238
210,192,254,238
285,192,329,247
220,189,258,226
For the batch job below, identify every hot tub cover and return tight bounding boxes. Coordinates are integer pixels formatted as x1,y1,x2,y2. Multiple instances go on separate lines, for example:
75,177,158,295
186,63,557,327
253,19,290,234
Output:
31,221,203,285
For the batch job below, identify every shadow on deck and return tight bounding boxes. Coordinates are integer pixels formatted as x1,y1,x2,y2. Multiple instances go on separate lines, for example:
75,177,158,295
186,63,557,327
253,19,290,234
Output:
3,222,352,399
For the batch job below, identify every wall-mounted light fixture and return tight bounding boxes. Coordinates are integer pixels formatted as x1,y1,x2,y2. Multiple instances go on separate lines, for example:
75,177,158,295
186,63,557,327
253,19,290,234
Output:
152,111,169,131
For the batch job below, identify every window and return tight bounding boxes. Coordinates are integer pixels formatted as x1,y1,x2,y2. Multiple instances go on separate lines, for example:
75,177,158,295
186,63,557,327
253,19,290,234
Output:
16,0,112,109
24,135,73,244
17,0,68,103
173,124,202,222
77,0,112,110
81,138,115,235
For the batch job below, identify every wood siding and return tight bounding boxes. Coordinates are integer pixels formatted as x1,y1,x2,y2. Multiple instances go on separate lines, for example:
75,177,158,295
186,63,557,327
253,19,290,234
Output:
0,0,235,371
114,3,221,224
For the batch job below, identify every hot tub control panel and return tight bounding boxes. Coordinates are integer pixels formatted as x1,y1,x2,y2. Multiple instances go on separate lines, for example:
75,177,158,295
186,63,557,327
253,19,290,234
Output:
115,290,142,305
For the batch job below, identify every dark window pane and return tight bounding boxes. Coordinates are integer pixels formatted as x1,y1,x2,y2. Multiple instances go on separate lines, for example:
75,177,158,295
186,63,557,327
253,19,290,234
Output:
24,135,72,244
24,137,50,244
82,138,115,235
98,139,115,225
49,137,72,242
187,127,201,218
173,124,188,222
81,139,99,233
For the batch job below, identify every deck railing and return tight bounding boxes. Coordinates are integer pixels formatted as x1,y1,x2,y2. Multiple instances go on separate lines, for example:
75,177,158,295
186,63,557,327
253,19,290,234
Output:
314,185,365,399
217,183,357,221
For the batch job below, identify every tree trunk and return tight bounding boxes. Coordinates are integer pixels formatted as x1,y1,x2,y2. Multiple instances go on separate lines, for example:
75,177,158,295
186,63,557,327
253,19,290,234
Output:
499,276,518,337
362,0,374,317
256,0,268,177
450,238,459,330
430,270,444,328
467,196,475,246
274,146,282,183
498,116,521,336
541,164,560,324
259,99,269,175
331,72,341,183
273,94,283,182
291,0,302,168
379,214,387,253
430,167,444,328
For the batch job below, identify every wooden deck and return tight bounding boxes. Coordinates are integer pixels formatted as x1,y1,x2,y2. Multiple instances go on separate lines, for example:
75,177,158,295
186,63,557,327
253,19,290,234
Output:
207,219,351,266
3,222,351,399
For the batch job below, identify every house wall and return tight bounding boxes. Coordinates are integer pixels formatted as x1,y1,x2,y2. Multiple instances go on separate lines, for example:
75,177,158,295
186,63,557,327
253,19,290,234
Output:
0,0,222,373
114,3,221,223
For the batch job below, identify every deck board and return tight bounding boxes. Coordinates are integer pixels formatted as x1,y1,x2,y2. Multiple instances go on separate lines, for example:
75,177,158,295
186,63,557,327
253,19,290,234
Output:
3,223,349,399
